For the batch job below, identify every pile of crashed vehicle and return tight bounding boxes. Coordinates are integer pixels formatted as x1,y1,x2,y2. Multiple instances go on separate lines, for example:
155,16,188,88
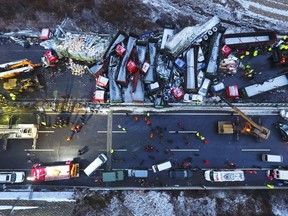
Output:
39,16,287,107
1,16,288,107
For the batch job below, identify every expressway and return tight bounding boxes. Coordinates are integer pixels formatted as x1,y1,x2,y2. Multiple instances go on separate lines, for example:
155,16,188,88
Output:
0,110,287,189
0,38,287,189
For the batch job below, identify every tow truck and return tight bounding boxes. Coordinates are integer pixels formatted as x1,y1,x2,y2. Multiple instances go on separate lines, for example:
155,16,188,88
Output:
218,97,270,141
0,59,41,79
27,161,80,182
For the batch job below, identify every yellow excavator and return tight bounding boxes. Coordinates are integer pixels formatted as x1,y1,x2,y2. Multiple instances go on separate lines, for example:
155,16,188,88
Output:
3,74,43,93
218,97,270,140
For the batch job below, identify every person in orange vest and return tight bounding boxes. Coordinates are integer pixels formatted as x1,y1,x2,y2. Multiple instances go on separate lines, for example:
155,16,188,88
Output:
70,125,76,132
146,120,151,126
134,116,139,121
75,124,81,132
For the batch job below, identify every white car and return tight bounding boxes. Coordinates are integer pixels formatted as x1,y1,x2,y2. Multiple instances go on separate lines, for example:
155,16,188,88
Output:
0,172,25,183
280,110,288,120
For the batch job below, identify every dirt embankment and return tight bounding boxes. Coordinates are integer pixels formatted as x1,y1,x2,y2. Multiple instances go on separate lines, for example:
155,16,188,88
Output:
0,0,162,34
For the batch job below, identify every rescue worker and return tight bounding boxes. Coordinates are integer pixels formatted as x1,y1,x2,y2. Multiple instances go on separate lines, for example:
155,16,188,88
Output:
75,124,81,132
196,100,201,105
253,49,258,57
227,161,235,168
196,132,200,138
70,125,76,132
200,136,205,141
244,69,254,79
240,55,245,59
40,113,46,126
9,93,16,101
146,120,151,126
110,149,115,154
245,51,250,56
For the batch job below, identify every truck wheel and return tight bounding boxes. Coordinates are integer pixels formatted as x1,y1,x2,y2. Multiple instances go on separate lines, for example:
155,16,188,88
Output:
203,35,209,41
207,30,213,36
212,26,218,32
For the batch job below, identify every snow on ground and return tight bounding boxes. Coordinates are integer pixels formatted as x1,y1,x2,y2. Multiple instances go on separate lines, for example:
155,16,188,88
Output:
0,192,75,202
271,192,288,216
122,191,174,216
140,0,288,34
72,190,288,216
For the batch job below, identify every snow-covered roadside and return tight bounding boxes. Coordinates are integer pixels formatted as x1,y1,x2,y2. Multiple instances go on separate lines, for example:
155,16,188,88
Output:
72,190,288,216
0,192,75,202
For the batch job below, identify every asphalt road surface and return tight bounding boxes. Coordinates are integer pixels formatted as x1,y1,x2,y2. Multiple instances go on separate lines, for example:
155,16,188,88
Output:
0,110,287,189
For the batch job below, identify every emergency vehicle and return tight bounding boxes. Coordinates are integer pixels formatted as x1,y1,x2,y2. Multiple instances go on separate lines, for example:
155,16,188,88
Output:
27,161,79,182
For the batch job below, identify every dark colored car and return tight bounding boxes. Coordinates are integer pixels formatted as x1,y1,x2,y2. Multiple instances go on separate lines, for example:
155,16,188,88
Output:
168,169,193,179
275,122,288,142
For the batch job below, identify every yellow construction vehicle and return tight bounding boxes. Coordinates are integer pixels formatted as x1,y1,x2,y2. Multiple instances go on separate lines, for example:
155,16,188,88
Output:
0,59,41,79
3,74,43,93
218,97,270,140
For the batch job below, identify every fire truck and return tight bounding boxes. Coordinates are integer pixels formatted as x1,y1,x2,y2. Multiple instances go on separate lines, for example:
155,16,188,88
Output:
0,59,41,79
28,161,80,182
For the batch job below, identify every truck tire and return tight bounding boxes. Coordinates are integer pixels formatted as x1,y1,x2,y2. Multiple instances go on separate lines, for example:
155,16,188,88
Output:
203,34,209,41
212,26,218,32
207,30,213,36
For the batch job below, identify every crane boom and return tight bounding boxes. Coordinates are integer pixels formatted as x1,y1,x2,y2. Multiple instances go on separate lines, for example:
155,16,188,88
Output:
220,97,270,140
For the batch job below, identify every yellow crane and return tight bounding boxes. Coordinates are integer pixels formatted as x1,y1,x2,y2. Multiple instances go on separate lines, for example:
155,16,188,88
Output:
218,97,270,140
0,59,41,79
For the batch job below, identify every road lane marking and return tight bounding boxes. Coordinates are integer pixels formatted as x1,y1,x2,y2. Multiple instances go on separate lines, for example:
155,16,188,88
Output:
114,149,127,152
98,149,127,152
170,149,199,152
241,149,270,152
169,131,197,134
98,131,126,133
114,113,233,116
106,111,113,170
39,131,55,133
24,149,55,152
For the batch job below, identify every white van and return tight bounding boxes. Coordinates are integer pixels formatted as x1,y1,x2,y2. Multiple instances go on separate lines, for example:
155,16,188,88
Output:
198,78,211,96
152,161,172,173
84,153,107,176
272,169,288,180
0,172,25,183
204,170,245,182
261,154,283,163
